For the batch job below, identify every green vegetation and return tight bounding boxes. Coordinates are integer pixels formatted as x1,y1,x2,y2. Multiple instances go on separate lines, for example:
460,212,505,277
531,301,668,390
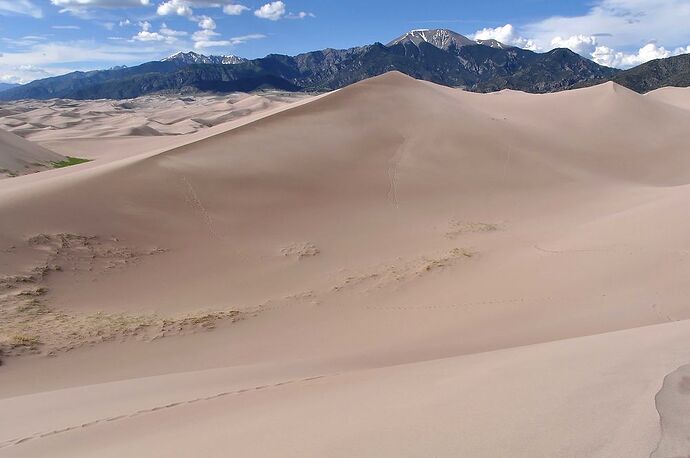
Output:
51,156,91,168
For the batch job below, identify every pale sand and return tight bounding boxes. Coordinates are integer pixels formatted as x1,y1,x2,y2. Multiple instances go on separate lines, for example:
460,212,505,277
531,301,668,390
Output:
646,86,690,111
0,129,65,177
1,73,690,456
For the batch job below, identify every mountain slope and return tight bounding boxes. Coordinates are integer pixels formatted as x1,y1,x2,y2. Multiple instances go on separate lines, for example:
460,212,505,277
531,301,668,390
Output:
611,53,690,93
0,83,20,92
0,29,619,100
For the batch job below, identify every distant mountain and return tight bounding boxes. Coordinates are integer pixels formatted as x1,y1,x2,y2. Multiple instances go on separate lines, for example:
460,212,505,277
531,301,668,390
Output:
610,53,690,93
0,83,20,92
0,28,620,100
162,51,247,65
388,28,510,50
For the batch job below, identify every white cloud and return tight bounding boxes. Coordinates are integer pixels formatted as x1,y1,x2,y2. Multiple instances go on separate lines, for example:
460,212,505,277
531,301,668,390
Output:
470,1,690,69
0,40,167,83
253,1,312,21
523,0,690,52
0,0,43,18
0,65,53,84
160,23,188,37
193,33,265,49
156,0,249,17
197,15,215,30
254,1,285,20
157,0,192,16
547,33,689,68
286,11,314,19
550,35,598,55
191,15,223,48
50,0,150,7
50,0,150,17
472,24,539,51
223,4,249,15
591,42,679,67
188,14,264,49
132,20,183,43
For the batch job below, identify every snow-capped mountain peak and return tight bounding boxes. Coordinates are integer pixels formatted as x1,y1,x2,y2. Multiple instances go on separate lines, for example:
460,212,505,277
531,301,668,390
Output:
162,52,247,65
387,29,511,50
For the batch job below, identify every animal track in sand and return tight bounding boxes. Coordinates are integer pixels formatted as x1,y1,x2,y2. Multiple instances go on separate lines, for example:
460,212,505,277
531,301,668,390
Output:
0,373,333,450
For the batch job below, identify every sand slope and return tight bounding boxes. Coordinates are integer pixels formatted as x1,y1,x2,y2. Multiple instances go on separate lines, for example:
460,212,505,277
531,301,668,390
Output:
2,74,690,457
646,86,690,111
0,128,65,178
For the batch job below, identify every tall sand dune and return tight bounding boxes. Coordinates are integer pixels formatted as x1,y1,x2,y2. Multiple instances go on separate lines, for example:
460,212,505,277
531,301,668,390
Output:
2,73,690,457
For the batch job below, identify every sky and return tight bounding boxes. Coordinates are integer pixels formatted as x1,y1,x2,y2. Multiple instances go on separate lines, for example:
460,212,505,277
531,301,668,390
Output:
0,0,689,84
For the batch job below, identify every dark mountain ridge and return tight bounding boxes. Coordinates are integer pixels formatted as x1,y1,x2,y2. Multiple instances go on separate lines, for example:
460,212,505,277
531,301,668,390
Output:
0,28,624,100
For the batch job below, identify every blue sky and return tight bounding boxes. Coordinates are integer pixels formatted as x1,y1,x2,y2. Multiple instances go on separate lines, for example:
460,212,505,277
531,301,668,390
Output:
1,0,689,84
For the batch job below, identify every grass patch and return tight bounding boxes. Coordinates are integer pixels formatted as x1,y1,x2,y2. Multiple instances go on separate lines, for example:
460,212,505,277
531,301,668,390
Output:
9,334,42,350
51,156,91,168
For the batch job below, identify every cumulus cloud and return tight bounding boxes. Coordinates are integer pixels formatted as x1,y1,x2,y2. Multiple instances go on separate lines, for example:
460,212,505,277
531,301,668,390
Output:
523,0,690,52
550,35,598,55
472,5,690,69
547,32,689,68
254,1,312,21
0,0,43,18
472,24,538,51
223,4,249,15
591,42,683,67
157,0,192,16
133,20,185,43
191,15,222,48
254,1,285,20
156,0,249,17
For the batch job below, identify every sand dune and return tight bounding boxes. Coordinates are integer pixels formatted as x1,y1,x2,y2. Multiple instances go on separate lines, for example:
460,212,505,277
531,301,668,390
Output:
2,73,690,457
646,86,690,111
0,92,311,141
0,128,65,178
0,92,312,163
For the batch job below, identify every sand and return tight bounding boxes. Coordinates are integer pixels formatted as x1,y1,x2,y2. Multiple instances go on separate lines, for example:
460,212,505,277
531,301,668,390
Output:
1,73,690,457
0,129,65,178
646,86,690,111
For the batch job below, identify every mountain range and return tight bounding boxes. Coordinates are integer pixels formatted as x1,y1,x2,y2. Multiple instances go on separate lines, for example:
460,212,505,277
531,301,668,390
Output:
0,83,20,92
0,29,688,100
